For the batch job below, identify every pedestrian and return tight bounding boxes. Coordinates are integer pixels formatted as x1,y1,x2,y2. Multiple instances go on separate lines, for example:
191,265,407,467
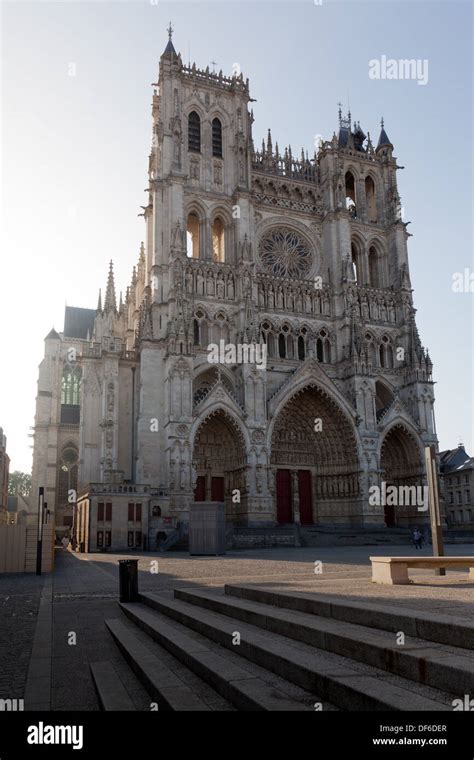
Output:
412,527,422,550
61,535,69,551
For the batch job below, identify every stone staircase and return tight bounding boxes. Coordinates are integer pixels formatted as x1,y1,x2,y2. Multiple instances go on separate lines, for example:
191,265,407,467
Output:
94,583,474,711
299,525,405,547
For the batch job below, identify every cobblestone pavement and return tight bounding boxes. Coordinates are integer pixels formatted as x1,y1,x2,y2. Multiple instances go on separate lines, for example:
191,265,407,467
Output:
2,544,473,710
54,544,474,620
0,574,44,700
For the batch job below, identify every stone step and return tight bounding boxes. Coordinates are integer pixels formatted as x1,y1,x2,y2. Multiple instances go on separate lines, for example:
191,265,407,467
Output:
90,661,137,711
105,618,211,711
174,587,474,696
139,592,452,711
225,583,474,650
119,602,318,711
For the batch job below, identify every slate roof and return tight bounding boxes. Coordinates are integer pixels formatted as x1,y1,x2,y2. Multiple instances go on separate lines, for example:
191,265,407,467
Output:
439,446,471,473
377,127,392,148
163,38,177,56
63,306,96,339
45,327,60,340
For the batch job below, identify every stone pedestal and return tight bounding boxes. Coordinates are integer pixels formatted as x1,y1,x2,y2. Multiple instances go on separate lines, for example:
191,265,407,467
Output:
189,501,226,555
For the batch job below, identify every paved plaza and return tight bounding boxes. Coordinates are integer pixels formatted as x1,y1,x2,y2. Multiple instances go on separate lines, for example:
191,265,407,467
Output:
1,544,473,710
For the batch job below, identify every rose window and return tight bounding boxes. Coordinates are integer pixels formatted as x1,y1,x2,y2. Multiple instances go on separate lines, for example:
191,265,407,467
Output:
259,228,313,278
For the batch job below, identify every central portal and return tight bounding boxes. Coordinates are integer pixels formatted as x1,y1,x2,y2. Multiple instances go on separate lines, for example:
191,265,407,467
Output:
271,385,360,524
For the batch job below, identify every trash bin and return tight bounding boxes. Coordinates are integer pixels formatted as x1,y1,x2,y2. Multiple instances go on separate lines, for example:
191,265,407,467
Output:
118,559,139,602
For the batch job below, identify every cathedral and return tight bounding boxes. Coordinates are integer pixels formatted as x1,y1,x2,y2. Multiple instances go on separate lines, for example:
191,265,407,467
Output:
30,31,438,551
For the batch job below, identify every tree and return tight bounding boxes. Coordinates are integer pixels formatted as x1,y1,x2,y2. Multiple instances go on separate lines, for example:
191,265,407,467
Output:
8,471,32,497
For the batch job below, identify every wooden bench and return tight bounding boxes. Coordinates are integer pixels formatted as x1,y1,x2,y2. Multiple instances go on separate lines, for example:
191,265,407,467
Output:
370,556,474,585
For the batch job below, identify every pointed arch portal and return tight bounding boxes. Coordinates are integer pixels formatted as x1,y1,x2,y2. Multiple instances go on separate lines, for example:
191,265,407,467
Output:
380,424,425,527
192,410,247,520
270,386,360,524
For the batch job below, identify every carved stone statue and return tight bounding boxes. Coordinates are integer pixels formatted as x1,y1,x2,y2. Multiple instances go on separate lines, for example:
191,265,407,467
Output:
197,270,204,295
276,286,283,309
206,272,214,295
268,285,275,309
107,384,114,412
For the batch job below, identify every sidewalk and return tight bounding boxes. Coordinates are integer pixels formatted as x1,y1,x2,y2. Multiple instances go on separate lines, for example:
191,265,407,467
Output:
0,573,45,701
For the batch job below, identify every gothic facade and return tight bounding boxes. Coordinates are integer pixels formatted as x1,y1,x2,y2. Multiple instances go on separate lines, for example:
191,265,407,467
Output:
31,34,438,548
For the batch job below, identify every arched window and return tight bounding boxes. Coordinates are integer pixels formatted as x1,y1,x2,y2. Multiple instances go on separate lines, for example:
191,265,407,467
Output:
186,213,200,258
267,333,275,357
61,368,81,405
368,245,381,288
380,336,393,369
324,338,331,363
316,338,324,363
369,342,377,366
193,319,200,346
212,118,222,158
345,171,356,217
278,333,286,359
379,344,385,367
212,217,225,262
365,176,377,222
298,336,305,361
351,242,360,284
188,111,201,153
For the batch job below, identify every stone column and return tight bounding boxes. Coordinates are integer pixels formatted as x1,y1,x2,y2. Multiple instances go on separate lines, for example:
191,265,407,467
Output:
292,470,300,524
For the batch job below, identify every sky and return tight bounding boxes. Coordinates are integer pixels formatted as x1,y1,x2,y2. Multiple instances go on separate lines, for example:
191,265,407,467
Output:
0,0,472,473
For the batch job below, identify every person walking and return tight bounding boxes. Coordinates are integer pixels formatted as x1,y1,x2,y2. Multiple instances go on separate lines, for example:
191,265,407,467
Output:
412,527,423,550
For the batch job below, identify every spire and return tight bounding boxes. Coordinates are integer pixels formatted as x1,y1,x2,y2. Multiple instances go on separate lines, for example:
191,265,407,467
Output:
97,288,102,312
162,21,177,57
377,117,392,151
266,128,273,156
104,260,117,313
45,327,60,341
138,242,146,280
337,106,351,148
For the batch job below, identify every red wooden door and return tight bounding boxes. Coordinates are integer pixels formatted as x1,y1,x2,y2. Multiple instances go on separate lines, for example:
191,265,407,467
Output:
298,470,313,525
384,504,395,527
276,469,292,524
211,476,224,502
194,476,206,502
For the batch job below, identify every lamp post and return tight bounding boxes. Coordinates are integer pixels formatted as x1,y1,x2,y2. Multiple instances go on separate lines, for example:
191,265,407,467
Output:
36,486,44,575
